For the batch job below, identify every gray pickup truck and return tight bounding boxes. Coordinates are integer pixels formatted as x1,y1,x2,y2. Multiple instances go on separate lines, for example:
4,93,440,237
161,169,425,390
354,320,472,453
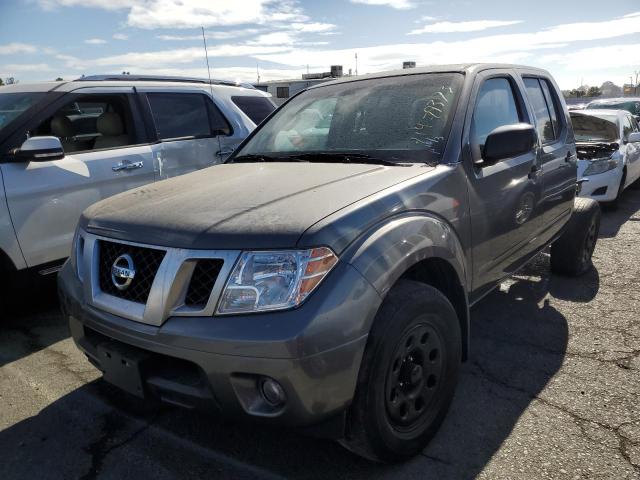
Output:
58,63,600,462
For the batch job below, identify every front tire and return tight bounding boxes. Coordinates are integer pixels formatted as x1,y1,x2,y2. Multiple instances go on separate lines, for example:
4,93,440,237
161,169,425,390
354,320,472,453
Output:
342,280,461,462
603,168,626,210
550,197,600,276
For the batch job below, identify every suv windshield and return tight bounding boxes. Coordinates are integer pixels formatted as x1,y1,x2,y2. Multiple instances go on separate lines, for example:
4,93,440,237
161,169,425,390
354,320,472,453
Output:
235,73,463,164
0,92,45,132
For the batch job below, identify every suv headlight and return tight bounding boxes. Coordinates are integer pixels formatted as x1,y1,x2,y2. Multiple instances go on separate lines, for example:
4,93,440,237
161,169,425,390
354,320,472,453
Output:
583,157,618,176
217,247,338,314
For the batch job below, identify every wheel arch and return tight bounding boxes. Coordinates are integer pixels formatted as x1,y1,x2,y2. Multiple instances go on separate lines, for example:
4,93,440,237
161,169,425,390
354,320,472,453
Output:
344,213,471,361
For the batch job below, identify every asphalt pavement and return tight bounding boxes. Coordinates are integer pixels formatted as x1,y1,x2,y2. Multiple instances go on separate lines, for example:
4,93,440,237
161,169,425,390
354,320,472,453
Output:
1,188,639,479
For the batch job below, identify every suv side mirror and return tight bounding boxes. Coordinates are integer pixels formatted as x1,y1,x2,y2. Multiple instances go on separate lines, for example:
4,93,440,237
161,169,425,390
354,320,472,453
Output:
480,123,536,166
16,136,65,162
628,132,640,143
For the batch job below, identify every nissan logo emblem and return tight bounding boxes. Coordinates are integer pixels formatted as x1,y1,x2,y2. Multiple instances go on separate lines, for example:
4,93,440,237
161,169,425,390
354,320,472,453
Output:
111,254,136,291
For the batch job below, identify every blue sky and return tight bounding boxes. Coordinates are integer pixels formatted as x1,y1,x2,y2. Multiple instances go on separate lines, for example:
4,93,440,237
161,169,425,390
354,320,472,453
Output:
0,0,639,89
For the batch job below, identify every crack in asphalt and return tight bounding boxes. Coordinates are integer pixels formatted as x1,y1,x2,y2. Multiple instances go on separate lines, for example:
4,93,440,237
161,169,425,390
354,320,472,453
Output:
469,360,640,473
79,411,158,480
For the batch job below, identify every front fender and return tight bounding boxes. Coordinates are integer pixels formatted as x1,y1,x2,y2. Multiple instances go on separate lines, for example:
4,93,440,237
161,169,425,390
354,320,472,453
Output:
342,212,468,298
341,212,470,359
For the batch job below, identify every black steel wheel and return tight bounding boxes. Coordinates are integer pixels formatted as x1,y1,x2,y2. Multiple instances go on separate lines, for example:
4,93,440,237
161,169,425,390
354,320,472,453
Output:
385,323,444,433
342,280,461,462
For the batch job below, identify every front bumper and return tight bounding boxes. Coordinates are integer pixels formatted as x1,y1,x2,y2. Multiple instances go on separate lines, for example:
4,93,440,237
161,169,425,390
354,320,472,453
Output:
577,161,623,202
58,259,380,435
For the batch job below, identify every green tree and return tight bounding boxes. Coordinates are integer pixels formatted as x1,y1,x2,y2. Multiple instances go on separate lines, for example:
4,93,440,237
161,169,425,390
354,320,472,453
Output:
587,86,602,97
55,77,63,81
0,78,3,86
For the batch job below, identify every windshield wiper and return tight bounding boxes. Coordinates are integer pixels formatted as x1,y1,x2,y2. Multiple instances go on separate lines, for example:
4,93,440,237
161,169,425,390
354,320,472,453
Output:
229,154,307,163
285,152,409,166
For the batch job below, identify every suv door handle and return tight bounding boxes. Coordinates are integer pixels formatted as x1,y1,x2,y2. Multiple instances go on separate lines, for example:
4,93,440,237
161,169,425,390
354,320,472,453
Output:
216,149,234,157
113,160,144,172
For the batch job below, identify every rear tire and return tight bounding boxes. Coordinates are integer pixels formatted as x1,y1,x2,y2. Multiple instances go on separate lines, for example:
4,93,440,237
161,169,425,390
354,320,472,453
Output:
342,280,461,462
550,197,600,276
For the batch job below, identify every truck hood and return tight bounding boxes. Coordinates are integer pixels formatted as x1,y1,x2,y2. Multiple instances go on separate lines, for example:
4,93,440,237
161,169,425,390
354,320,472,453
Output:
81,162,429,250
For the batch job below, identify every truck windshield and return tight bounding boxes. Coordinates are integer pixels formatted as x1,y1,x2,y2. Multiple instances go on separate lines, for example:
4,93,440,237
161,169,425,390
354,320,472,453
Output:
570,112,619,142
235,73,463,164
0,92,45,132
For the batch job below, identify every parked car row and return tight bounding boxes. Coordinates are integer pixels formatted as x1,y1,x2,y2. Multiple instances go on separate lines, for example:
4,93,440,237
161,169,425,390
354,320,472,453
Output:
54,64,603,462
5,65,637,463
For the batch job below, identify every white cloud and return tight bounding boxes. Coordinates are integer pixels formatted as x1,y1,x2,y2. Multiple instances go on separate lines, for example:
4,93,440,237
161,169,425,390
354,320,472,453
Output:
0,63,51,73
84,38,107,44
38,0,315,29
250,32,295,46
38,0,135,10
290,22,336,33
113,33,128,40
0,43,38,55
350,0,415,9
158,29,263,41
253,13,640,76
409,20,522,35
127,0,307,29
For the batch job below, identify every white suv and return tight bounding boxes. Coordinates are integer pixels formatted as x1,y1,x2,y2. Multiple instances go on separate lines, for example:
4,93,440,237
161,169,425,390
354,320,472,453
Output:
0,75,275,293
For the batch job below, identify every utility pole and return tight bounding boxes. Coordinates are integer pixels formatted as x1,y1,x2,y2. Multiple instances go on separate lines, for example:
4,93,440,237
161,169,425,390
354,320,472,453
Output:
256,63,260,84
355,53,358,76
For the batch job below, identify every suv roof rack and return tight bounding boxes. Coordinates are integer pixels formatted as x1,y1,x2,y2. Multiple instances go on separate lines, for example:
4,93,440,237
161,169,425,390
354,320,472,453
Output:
75,74,255,89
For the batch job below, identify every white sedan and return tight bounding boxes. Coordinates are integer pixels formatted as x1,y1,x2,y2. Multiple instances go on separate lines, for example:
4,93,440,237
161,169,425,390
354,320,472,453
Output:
570,109,640,207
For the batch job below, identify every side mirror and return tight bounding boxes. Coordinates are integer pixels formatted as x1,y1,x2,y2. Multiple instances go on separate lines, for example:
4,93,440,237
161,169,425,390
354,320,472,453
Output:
628,132,640,143
479,123,536,166
16,136,64,162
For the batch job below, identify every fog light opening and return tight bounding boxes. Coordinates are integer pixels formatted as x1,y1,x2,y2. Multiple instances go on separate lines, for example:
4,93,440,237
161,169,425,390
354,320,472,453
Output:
259,377,286,406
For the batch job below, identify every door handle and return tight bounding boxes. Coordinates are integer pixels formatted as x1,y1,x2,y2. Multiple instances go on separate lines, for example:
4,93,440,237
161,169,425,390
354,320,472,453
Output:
112,160,144,172
216,149,234,157
528,164,541,179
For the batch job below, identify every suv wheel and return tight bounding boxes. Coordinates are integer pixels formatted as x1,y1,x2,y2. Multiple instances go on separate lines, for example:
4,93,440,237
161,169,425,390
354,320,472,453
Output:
342,280,461,462
550,197,600,276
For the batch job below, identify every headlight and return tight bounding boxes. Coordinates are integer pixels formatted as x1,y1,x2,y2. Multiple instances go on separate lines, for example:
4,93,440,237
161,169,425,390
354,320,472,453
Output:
217,247,338,314
583,157,618,176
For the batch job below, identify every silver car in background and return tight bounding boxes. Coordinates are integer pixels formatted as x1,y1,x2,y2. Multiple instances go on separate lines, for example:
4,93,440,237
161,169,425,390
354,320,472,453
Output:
0,75,275,297
571,108,640,206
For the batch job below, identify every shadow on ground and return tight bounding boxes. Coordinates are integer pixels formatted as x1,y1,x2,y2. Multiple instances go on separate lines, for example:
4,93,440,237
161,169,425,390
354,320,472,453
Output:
0,253,586,480
0,276,67,368
598,183,640,238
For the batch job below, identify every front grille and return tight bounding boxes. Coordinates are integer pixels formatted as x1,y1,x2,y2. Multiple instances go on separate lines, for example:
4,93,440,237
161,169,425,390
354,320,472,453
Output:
98,240,166,304
184,259,224,307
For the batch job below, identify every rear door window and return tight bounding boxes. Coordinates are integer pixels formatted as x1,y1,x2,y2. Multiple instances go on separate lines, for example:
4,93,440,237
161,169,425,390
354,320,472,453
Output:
539,79,562,139
231,96,275,125
523,78,555,144
147,93,230,140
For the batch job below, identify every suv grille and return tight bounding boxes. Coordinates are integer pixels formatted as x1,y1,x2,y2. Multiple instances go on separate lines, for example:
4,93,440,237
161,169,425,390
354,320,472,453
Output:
184,259,224,307
98,240,166,304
